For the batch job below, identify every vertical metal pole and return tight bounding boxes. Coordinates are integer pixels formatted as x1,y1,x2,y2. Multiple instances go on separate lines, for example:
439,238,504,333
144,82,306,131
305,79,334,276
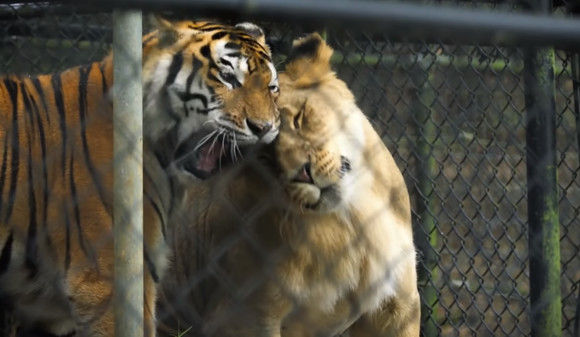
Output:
524,1,561,336
411,62,439,337
113,10,143,337
570,52,580,337
572,53,580,168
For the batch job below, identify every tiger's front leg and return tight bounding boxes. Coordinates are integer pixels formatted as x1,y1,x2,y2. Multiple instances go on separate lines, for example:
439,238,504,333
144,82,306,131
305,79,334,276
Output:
68,264,158,337
144,265,159,337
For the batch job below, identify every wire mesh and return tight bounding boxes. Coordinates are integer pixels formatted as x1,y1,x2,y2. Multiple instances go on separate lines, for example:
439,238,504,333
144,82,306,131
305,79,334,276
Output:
0,1,579,336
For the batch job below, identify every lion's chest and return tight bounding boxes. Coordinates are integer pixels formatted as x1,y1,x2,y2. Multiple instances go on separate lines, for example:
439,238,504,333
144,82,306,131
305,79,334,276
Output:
275,215,391,314
270,210,412,335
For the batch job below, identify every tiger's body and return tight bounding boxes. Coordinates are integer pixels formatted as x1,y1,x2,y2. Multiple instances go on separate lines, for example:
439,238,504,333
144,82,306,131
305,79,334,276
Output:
0,17,279,337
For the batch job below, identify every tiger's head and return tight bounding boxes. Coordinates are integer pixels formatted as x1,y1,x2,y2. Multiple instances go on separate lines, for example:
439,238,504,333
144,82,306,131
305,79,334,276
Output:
141,17,279,179
274,33,369,213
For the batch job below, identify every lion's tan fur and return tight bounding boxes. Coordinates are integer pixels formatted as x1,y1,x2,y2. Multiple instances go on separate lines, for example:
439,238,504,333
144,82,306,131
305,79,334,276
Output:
160,33,420,337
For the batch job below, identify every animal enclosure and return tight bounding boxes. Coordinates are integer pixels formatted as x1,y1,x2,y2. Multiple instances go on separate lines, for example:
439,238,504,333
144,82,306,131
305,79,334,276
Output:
0,0,579,336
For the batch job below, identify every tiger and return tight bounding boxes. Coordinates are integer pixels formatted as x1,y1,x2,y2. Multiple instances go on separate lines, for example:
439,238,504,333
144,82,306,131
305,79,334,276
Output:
159,32,420,337
0,16,279,337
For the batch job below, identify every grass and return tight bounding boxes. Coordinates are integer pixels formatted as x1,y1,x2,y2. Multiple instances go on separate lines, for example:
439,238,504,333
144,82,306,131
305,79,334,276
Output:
173,326,193,337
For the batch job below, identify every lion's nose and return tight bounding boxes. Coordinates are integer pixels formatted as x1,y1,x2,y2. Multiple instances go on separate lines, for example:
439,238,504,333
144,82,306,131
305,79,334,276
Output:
291,162,314,185
246,119,273,139
340,156,351,173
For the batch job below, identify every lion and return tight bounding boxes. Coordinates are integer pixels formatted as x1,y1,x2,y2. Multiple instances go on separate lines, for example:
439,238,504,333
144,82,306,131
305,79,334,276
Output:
158,32,421,337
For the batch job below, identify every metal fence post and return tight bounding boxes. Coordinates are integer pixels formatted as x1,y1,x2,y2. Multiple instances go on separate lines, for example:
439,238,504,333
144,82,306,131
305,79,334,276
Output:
411,61,439,337
572,53,580,169
524,1,561,336
569,50,580,337
113,10,143,337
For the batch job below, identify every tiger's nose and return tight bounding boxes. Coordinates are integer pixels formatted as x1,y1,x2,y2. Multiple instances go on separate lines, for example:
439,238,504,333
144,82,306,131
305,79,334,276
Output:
246,119,273,138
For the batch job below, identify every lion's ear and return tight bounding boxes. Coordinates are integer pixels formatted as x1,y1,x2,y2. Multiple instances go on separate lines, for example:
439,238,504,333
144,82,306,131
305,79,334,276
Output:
284,33,334,84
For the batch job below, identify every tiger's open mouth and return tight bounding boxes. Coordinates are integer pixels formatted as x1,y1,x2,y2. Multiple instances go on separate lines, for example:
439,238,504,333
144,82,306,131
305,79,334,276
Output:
173,130,238,179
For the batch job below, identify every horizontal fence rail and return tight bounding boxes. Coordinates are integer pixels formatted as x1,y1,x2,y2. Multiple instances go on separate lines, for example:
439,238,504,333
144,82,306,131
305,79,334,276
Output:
57,0,580,49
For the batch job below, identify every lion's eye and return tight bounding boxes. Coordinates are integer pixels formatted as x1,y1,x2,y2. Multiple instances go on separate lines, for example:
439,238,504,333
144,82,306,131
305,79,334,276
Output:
293,110,303,129
269,85,279,93
293,103,307,129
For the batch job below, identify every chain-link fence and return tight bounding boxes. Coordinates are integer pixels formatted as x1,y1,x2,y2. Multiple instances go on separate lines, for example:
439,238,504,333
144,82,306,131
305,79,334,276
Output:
0,1,579,336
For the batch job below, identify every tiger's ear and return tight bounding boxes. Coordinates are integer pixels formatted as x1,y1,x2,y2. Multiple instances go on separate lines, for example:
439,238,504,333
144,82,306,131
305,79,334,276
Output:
149,14,193,47
284,32,334,84
235,22,271,54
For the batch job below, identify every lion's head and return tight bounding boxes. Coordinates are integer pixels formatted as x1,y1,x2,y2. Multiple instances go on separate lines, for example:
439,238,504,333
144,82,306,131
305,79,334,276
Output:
274,33,370,212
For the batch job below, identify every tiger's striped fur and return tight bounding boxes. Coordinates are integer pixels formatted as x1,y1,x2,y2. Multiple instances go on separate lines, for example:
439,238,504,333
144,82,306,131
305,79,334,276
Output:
0,16,279,337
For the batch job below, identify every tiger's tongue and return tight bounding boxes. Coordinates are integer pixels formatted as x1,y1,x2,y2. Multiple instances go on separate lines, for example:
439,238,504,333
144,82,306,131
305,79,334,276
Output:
196,142,225,173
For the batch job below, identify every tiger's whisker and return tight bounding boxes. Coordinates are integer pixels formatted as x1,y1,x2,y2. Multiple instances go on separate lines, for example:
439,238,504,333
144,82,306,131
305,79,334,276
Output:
230,133,236,163
219,132,227,170
193,129,219,152
235,139,244,160
207,129,224,155
232,132,239,162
